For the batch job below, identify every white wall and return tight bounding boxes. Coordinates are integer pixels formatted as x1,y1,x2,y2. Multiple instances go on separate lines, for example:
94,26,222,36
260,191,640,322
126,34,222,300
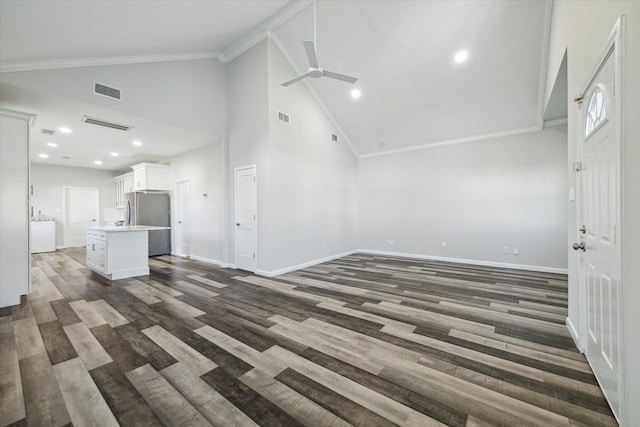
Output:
264,39,359,273
358,125,568,271
0,59,227,137
169,143,224,263
546,2,640,425
225,39,359,274
30,163,117,247
226,40,271,268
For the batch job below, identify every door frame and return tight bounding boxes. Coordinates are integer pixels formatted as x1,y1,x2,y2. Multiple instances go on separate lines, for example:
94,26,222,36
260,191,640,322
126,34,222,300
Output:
62,186,100,248
173,178,191,257
234,164,257,272
574,16,624,421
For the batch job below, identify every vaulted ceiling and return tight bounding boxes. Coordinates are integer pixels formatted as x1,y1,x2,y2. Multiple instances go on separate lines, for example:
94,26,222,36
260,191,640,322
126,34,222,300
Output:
0,0,553,169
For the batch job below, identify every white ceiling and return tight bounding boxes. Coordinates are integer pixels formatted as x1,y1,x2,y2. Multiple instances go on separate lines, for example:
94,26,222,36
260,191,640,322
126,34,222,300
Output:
0,0,552,169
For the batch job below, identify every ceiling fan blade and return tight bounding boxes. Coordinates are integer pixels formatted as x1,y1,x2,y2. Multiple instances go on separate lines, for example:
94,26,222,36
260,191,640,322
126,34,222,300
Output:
303,40,319,68
322,70,358,84
281,72,312,87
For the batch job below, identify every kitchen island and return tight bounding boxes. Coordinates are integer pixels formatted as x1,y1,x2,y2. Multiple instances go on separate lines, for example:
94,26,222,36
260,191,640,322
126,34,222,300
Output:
86,226,170,280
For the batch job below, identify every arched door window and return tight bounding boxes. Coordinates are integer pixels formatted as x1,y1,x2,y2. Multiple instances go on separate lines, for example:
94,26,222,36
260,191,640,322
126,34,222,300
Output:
585,86,607,138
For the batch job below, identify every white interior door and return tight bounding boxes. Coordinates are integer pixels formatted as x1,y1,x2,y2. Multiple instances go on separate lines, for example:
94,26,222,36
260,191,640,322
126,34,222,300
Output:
175,179,191,257
64,187,99,247
235,165,257,272
576,48,621,420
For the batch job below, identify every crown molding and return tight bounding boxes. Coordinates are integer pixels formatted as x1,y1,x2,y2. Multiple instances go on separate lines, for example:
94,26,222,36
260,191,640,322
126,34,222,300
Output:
535,0,553,129
0,52,220,73
358,126,542,160
219,0,312,64
544,117,568,127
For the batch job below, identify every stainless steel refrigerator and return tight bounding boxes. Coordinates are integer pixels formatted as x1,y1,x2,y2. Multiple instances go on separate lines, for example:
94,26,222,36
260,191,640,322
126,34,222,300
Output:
125,192,171,256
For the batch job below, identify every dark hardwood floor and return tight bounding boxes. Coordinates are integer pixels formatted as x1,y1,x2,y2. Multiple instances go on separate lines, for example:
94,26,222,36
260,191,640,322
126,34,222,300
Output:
0,248,617,426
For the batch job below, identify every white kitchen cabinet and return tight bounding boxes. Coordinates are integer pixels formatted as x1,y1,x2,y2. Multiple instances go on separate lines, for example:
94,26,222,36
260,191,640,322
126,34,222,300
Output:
131,163,172,191
0,109,34,308
86,228,149,280
113,172,134,208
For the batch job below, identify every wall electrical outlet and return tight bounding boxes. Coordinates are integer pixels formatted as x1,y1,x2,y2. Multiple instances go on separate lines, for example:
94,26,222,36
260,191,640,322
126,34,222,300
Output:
386,239,394,245
513,247,520,255
441,241,447,247
503,246,509,254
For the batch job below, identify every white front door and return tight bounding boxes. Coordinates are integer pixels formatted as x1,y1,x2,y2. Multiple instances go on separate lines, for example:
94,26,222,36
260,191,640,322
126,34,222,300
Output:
175,179,191,257
234,165,257,272
64,187,99,247
576,45,621,420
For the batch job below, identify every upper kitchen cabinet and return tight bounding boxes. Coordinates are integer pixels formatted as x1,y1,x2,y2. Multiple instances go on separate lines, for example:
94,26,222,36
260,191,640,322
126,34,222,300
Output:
113,172,134,207
131,163,172,192
1,109,34,308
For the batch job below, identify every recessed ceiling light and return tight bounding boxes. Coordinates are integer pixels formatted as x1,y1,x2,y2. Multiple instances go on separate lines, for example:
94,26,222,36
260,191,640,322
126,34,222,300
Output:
58,127,72,134
47,142,58,147
38,153,49,158
132,140,143,146
454,50,469,64
94,160,103,165
110,152,119,157
351,88,361,99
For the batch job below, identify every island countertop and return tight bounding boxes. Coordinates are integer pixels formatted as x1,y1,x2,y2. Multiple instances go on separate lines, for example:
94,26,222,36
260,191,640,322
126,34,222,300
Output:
87,225,170,232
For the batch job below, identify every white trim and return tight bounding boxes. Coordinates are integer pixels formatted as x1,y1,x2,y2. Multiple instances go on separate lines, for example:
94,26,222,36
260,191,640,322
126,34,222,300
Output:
357,249,568,274
544,118,568,127
535,0,553,129
234,164,258,272
268,33,360,159
249,247,568,277
0,52,219,73
173,178,191,258
219,0,312,64
0,109,37,126
566,317,583,353
189,255,223,266
255,250,358,277
359,126,540,159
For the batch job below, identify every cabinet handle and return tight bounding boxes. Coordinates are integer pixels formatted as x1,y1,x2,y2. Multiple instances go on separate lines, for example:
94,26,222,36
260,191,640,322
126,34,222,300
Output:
92,243,95,251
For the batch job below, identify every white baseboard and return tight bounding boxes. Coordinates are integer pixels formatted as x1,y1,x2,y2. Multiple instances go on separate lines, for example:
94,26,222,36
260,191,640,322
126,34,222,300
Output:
256,250,359,277
566,316,583,352
356,249,568,274
188,254,234,269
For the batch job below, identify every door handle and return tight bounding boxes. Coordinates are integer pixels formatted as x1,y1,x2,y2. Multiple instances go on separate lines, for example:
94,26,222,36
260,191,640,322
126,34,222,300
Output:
178,221,182,224
572,242,586,251
92,219,96,222
236,223,240,226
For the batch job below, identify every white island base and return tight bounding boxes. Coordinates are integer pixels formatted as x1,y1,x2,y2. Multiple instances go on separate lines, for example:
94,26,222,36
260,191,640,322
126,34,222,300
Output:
86,226,168,280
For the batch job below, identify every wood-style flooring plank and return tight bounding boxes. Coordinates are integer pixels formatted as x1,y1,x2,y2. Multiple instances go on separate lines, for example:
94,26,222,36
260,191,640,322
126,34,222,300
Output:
53,357,119,426
19,351,71,427
125,363,211,426
0,318,26,426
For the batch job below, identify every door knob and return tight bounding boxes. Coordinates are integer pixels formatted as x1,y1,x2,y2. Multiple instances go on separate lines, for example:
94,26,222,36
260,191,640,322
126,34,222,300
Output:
572,242,586,251
236,223,240,226
178,221,182,224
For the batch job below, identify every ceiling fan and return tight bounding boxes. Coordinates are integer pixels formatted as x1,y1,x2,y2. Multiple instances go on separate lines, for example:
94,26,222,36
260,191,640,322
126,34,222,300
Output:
281,1,358,87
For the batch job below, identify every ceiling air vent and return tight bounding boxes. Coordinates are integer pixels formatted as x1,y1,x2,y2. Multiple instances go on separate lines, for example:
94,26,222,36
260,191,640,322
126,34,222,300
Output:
94,82,122,101
331,134,339,143
277,111,291,124
41,128,55,136
82,116,133,132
